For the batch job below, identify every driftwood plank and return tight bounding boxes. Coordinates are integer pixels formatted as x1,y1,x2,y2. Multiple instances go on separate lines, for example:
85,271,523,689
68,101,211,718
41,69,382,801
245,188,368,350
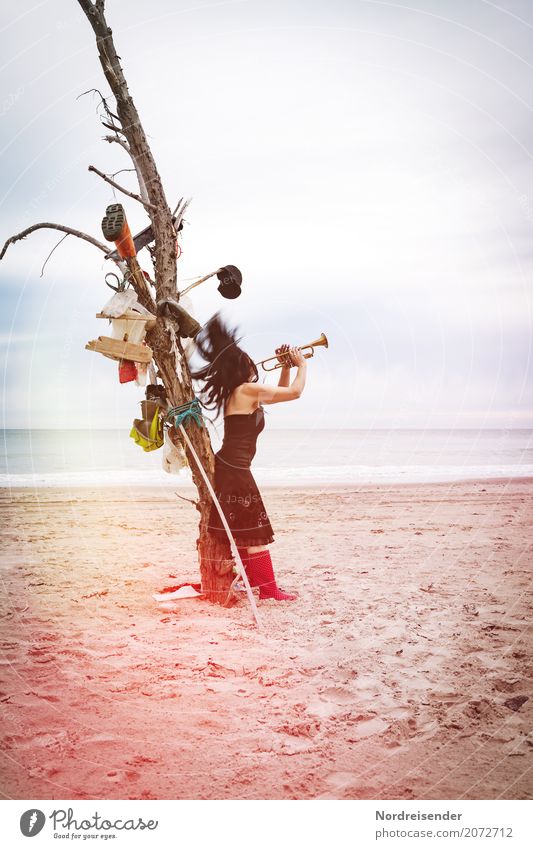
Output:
85,336,153,362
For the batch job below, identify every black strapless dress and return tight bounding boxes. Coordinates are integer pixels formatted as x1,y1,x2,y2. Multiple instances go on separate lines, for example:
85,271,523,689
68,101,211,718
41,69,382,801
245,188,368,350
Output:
207,405,274,547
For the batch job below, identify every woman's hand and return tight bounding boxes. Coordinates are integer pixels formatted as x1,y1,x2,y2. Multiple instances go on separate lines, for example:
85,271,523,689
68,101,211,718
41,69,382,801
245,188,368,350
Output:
290,346,306,367
275,343,295,368
245,343,307,402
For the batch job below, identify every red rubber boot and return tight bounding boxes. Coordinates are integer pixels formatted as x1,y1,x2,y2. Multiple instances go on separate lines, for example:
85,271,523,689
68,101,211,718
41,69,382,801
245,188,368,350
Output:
237,547,255,586
247,549,297,601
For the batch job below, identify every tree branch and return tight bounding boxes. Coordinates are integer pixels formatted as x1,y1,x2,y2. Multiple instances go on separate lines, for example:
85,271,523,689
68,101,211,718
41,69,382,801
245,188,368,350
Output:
103,133,129,152
77,0,176,297
40,233,68,277
101,119,126,136
78,85,124,136
173,197,191,233
88,164,156,209
76,0,233,605
111,167,135,178
77,87,118,120
103,135,149,205
0,222,119,263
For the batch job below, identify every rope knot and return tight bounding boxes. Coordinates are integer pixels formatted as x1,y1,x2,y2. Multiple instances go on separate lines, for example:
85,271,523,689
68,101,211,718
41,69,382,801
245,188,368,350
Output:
166,397,204,429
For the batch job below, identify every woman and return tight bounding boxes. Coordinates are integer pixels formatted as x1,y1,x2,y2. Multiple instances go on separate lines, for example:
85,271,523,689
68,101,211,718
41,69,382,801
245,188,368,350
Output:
191,313,307,601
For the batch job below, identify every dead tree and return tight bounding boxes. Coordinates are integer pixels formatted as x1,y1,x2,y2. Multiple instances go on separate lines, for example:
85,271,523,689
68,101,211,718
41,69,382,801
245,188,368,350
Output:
0,0,235,603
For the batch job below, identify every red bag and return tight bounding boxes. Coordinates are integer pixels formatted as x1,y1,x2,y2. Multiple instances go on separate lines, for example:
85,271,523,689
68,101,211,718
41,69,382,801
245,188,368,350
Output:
118,359,138,384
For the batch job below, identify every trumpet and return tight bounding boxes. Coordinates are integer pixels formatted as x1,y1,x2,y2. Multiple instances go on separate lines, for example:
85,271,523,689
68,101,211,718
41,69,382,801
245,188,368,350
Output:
256,333,329,371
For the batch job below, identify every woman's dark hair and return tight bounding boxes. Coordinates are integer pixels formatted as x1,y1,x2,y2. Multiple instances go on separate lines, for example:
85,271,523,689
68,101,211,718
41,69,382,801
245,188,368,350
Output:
190,312,258,418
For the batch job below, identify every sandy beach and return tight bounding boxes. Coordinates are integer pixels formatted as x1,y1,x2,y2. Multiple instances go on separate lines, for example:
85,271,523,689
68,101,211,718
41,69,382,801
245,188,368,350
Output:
0,479,531,800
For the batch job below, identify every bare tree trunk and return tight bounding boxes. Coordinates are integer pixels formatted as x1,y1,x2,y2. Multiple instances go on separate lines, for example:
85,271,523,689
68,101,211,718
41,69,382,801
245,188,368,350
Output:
0,2,235,601
73,0,234,602
151,324,236,604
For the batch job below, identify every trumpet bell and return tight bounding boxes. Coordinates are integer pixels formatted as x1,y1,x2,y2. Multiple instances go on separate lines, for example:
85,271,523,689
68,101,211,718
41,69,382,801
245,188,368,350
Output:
311,332,328,349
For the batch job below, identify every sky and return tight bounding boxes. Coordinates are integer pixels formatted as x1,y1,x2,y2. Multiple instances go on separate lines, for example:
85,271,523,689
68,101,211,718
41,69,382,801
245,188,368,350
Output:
1,0,532,429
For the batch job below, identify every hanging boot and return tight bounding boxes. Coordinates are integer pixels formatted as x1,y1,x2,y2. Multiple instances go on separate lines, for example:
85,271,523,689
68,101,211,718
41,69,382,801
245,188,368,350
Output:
101,203,136,259
247,549,297,601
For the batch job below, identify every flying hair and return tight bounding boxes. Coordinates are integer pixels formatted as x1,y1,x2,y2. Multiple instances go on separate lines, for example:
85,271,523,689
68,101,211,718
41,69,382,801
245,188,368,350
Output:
190,312,258,419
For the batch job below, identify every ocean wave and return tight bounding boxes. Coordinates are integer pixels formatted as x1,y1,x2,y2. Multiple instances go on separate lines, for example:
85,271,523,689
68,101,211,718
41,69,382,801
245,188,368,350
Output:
1,464,532,487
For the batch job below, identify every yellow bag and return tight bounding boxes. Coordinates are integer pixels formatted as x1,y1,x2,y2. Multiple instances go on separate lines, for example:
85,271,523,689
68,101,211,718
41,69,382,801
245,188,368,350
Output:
130,406,164,452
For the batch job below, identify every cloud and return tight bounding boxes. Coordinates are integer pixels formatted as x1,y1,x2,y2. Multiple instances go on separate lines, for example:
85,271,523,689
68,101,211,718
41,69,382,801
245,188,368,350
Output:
0,0,532,427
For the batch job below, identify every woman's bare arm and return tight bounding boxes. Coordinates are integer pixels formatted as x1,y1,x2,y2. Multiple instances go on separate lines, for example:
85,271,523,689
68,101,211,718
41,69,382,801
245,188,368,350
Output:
278,366,291,388
276,343,293,388
243,347,307,405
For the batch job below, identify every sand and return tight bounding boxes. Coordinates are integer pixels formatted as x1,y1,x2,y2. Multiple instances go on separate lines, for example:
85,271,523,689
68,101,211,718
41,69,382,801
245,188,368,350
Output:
0,479,531,800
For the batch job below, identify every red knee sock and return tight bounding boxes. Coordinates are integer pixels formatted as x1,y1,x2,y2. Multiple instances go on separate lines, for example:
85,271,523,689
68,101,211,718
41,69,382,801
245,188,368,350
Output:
246,549,297,601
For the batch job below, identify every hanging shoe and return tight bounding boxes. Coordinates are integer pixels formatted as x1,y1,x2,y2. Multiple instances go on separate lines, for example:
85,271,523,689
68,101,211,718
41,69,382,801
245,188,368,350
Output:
247,549,298,601
101,203,126,241
146,383,167,403
156,298,202,338
101,203,136,259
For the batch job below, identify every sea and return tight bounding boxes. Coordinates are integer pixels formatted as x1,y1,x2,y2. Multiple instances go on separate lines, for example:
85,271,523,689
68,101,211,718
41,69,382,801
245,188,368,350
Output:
1,428,532,488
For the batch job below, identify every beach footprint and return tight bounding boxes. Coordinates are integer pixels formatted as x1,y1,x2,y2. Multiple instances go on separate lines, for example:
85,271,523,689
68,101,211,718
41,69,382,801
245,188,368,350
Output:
318,772,379,799
306,685,356,718
320,686,355,704
106,768,141,783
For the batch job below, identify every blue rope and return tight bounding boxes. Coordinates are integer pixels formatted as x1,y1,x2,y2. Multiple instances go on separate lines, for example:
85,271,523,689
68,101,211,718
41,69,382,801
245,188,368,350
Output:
165,397,204,429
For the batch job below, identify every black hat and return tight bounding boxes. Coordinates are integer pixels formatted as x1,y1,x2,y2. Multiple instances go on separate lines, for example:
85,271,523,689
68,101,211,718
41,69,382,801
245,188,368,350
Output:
216,265,242,299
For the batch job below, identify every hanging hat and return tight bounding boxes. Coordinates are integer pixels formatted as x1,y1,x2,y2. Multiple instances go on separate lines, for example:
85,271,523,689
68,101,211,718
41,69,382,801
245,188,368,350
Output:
216,265,242,299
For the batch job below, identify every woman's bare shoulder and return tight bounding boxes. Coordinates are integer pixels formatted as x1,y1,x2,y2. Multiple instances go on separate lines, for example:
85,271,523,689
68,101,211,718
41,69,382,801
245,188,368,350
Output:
224,383,260,416
238,382,261,397
226,383,252,405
